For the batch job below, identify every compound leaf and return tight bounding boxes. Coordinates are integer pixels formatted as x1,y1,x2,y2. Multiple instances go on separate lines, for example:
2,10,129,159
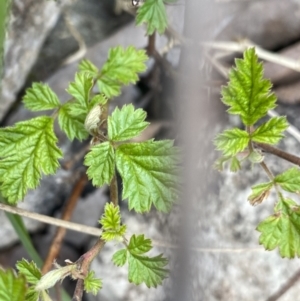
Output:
215,128,249,156
24,287,39,301
222,48,277,125
84,142,115,187
58,102,88,141
79,59,99,77
136,0,168,35
112,249,128,267
108,104,149,141
98,46,148,98
128,234,152,255
99,203,127,241
23,83,60,111
128,253,168,288
274,167,300,193
116,140,178,213
84,271,102,295
229,156,241,172
16,259,41,285
257,198,300,258
251,117,288,144
0,116,62,204
0,268,26,301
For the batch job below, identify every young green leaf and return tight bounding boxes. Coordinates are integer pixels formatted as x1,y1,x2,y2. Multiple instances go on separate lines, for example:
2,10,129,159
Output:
274,167,300,193
16,259,42,285
79,59,99,77
0,116,62,204
89,94,108,110
98,46,148,98
222,48,277,125
0,268,26,301
66,72,93,108
108,104,149,141
23,83,60,111
99,203,127,241
112,249,128,267
84,142,115,187
136,0,168,35
25,287,40,301
214,128,249,156
128,234,152,255
58,102,88,141
248,182,272,206
257,198,300,258
128,253,168,288
229,156,241,172
116,140,178,212
84,271,102,295
251,116,288,144
213,156,231,171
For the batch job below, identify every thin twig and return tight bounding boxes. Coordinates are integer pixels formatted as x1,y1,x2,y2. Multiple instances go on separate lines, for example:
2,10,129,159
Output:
266,268,300,301
42,174,88,274
110,173,119,206
0,203,102,237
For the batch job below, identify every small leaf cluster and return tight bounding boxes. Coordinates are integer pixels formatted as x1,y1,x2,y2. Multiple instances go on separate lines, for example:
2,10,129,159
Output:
215,48,288,172
0,46,147,204
85,104,178,213
100,203,168,288
215,47,300,259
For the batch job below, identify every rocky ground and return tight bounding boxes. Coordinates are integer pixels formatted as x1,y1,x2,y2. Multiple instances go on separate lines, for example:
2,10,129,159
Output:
2,0,300,301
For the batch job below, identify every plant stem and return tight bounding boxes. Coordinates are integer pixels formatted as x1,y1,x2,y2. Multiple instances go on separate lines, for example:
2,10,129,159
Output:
255,142,300,167
260,161,274,181
72,239,105,301
110,173,119,206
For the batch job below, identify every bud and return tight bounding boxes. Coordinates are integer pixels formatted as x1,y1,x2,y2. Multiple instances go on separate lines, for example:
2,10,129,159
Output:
84,104,102,135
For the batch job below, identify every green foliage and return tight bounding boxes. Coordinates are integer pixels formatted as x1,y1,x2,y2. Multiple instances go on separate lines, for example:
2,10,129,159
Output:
23,83,60,111
222,48,277,126
98,46,148,97
108,104,149,141
85,142,115,187
84,271,102,295
274,167,300,193
99,203,127,241
248,182,272,205
136,0,168,35
257,198,300,258
0,268,26,301
116,140,178,212
112,234,168,288
16,259,41,285
0,116,62,204
79,59,99,76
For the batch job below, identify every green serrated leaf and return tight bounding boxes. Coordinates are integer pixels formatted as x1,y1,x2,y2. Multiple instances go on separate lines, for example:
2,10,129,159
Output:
108,104,149,142
66,72,93,108
25,287,40,301
251,116,288,144
214,128,249,156
0,268,26,301
98,46,148,98
84,142,115,187
230,157,241,172
136,0,168,35
58,102,88,141
112,249,128,267
257,198,300,258
99,203,127,241
0,116,62,204
128,234,152,255
84,271,102,295
248,182,272,206
89,94,108,110
23,83,60,112
78,59,99,77
213,156,231,171
274,167,300,193
222,48,277,126
16,259,41,285
128,253,168,288
116,140,178,213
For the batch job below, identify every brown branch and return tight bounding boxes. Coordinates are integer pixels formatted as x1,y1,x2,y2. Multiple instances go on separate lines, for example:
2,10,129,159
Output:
72,239,105,301
42,174,88,274
255,142,300,167
266,268,300,301
110,173,119,206
146,33,156,57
